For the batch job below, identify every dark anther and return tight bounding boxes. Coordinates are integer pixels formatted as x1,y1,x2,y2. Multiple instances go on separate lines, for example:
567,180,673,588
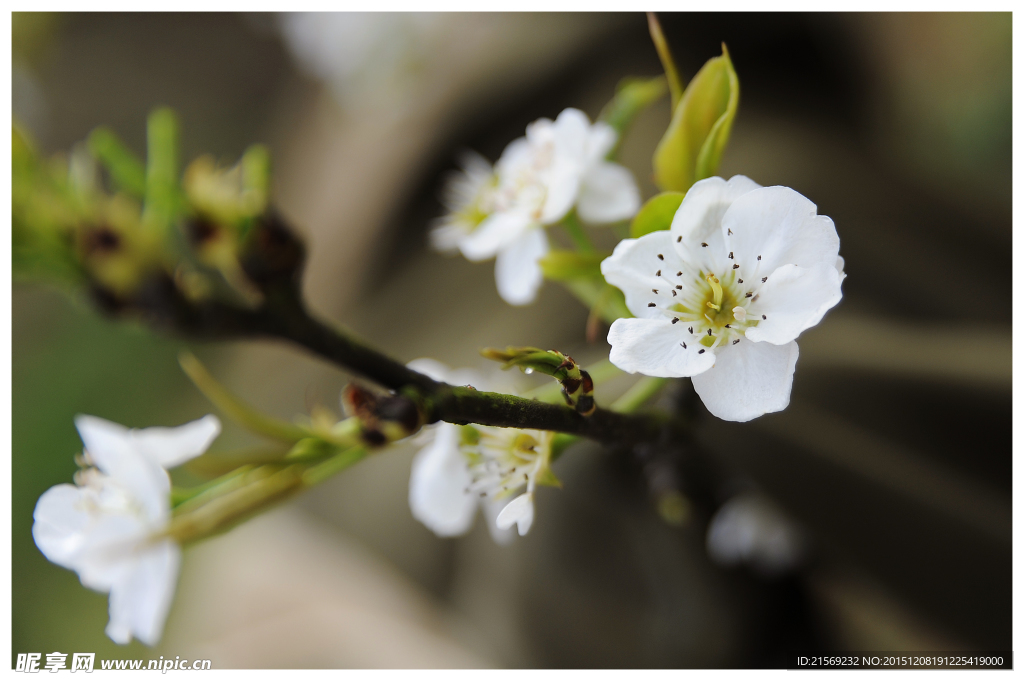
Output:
688,326,693,333
677,236,682,242
762,314,767,320
738,278,743,283
732,264,739,269
656,270,661,276
671,318,679,324
757,255,762,260
652,289,659,294
725,324,731,328
675,285,682,290
676,271,682,277
701,242,708,248
728,228,733,235
762,276,768,283
648,302,656,308
728,251,734,259
681,342,687,349
657,253,665,260
698,349,705,354
707,329,712,336
732,339,740,345
745,292,753,298
671,290,677,296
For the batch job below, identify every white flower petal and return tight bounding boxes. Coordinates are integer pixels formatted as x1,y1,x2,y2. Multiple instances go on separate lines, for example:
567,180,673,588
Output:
585,121,618,165
539,162,581,224
494,227,549,306
74,514,150,592
74,415,171,521
457,211,534,262
607,318,717,378
601,231,684,319
74,415,134,473
408,424,477,537
723,186,840,275
691,340,799,422
550,108,591,162
494,492,534,536
577,162,641,224
495,136,532,177
745,264,844,345
131,415,221,469
429,222,468,253
670,175,761,273
32,484,91,571
106,540,180,646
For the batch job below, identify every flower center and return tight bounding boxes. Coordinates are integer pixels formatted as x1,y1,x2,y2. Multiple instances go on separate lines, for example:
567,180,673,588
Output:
458,426,546,500
644,256,768,352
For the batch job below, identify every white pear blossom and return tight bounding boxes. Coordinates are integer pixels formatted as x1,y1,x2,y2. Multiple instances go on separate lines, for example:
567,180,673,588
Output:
706,493,805,576
32,414,221,645
432,108,641,306
406,359,554,541
602,176,845,422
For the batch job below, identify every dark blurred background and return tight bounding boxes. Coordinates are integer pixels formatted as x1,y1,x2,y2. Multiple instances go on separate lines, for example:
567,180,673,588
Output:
12,12,1011,668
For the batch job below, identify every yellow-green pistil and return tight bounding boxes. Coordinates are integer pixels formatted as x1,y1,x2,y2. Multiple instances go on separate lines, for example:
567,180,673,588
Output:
647,261,763,352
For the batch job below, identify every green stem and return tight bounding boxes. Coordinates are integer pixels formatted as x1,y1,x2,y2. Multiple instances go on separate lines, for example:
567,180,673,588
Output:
179,351,310,443
168,446,368,546
561,212,594,253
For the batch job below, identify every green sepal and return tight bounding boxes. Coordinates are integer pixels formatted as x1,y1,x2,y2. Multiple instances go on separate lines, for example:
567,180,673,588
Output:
534,466,563,489
653,44,739,193
538,249,608,281
629,191,685,238
285,437,341,462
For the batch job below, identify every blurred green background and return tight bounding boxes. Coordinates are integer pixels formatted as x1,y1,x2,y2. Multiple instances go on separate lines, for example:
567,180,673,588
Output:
12,12,1011,667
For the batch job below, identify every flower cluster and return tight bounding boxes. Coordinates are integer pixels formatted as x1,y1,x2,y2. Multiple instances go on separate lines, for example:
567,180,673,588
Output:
406,359,555,541
32,415,221,645
432,108,641,305
602,176,845,422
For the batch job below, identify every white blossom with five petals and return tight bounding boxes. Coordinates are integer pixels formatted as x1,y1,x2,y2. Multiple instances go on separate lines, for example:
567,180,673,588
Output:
406,359,554,541
32,414,221,645
601,175,844,422
432,108,641,306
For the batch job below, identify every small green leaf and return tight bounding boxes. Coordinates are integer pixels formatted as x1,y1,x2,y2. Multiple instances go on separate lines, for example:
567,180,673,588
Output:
598,76,668,153
88,127,146,197
538,250,608,281
647,12,683,111
653,44,739,193
629,191,685,238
